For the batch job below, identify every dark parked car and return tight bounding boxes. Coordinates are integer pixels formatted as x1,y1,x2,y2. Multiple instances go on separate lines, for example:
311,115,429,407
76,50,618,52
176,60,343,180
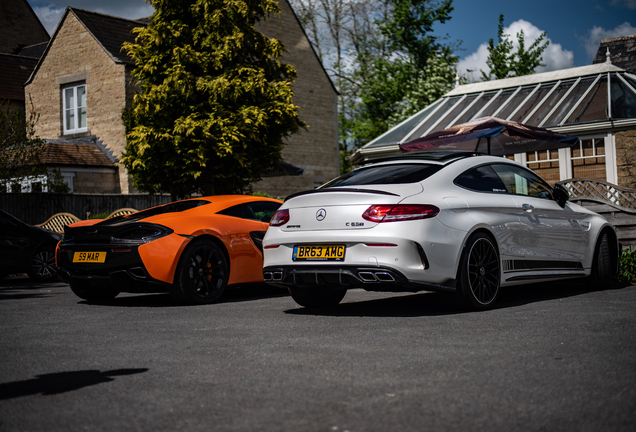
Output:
0,209,62,281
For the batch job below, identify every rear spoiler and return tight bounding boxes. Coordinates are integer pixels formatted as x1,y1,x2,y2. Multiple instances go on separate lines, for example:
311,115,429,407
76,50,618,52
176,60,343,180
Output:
285,188,399,202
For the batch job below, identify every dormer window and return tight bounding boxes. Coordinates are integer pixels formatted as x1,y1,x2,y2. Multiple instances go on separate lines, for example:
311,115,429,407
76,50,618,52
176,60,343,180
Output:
62,82,87,134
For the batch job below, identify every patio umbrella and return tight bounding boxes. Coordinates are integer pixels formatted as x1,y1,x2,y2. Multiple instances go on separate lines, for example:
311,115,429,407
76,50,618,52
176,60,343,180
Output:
399,116,579,155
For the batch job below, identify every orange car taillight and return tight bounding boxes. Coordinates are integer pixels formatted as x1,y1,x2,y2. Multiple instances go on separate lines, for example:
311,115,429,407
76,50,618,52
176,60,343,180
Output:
362,204,440,223
270,209,290,227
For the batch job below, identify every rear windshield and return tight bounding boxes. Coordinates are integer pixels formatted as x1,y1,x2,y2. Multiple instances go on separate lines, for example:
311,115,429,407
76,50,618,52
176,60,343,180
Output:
320,163,442,188
99,200,210,225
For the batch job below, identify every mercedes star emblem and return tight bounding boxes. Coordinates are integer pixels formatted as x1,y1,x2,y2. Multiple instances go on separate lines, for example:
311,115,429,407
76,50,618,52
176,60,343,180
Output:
316,208,327,221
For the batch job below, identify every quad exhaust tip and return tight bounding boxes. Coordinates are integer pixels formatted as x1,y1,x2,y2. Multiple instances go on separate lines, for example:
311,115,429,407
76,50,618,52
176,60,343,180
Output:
358,271,395,282
263,271,283,282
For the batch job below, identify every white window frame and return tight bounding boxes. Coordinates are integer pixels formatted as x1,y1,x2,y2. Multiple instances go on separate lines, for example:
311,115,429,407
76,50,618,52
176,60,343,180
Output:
62,82,87,134
511,132,617,184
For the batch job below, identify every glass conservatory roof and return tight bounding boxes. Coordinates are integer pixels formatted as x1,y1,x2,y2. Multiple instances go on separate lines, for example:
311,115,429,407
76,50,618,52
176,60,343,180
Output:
361,63,636,152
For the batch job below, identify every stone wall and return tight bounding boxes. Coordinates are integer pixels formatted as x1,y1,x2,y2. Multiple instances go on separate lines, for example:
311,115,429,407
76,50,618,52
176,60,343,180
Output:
253,0,340,197
615,129,636,189
73,170,120,194
25,12,129,193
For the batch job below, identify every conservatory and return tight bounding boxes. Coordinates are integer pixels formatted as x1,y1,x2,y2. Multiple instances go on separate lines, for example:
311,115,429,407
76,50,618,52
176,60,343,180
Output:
352,59,636,188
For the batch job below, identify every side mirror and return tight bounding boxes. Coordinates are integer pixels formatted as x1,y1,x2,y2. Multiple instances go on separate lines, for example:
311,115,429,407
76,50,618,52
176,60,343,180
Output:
553,183,569,207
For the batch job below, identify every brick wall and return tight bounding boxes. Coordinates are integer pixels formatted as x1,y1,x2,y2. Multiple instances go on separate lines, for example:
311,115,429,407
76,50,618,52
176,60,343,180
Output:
616,130,636,189
253,0,340,196
25,12,130,193
74,171,121,194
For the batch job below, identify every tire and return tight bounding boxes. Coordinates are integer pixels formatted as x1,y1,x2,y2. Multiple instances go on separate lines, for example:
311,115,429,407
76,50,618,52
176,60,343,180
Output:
588,231,613,290
455,232,500,310
288,286,346,308
171,238,229,305
27,246,59,282
70,280,120,301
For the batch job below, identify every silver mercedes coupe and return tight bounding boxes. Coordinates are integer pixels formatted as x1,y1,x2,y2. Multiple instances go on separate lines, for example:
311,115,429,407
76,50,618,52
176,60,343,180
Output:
262,151,619,310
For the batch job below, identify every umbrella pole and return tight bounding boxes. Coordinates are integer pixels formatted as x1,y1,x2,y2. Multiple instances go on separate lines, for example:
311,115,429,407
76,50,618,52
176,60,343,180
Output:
488,137,491,155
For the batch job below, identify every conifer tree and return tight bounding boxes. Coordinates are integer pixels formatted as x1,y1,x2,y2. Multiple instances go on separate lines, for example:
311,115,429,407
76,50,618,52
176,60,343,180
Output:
122,0,305,199
481,14,549,81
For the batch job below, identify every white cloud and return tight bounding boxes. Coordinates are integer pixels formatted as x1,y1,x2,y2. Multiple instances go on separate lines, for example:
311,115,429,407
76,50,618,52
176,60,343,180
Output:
30,1,155,37
583,22,636,59
32,5,65,36
457,19,574,82
611,0,636,9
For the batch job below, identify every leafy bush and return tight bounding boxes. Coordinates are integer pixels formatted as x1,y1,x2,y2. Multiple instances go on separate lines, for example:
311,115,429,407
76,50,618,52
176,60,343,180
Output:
89,212,110,220
616,249,636,284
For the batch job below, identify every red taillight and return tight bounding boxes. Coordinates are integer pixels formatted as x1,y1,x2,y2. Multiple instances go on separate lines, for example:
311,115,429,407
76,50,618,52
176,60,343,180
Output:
362,204,439,223
270,209,290,227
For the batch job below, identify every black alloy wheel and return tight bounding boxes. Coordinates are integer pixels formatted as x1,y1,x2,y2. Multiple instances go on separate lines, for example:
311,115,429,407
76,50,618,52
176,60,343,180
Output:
456,232,500,310
28,247,59,282
172,238,229,305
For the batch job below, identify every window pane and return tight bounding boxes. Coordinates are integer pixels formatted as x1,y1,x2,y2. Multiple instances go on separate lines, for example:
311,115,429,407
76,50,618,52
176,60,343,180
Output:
498,85,537,120
510,83,556,123
454,165,508,193
321,164,442,187
66,107,75,130
491,164,553,199
442,94,480,128
407,97,463,139
78,107,87,128
369,102,444,147
566,79,608,124
77,86,86,107
543,77,596,127
64,87,74,110
455,92,495,124
572,138,606,180
611,75,636,119
525,80,575,126
526,150,560,184
477,89,516,118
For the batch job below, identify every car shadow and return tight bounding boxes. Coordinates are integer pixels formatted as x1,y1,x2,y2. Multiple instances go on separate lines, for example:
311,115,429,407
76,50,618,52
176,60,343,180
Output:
284,280,632,318
77,284,288,308
0,368,148,400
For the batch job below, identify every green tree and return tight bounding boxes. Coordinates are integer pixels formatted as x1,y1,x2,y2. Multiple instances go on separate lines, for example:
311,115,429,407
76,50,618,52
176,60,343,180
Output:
0,98,46,190
388,53,458,126
122,0,305,200
481,14,549,81
291,0,457,163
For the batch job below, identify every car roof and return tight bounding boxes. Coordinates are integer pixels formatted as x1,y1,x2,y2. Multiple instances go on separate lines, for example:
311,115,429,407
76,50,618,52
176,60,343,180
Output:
363,150,484,166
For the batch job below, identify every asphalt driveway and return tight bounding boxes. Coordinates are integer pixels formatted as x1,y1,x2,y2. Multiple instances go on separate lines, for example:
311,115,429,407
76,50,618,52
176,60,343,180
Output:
1,275,635,431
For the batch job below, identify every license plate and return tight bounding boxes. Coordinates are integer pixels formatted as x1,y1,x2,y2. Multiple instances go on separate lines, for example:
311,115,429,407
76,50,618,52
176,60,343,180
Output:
293,245,345,261
72,251,107,263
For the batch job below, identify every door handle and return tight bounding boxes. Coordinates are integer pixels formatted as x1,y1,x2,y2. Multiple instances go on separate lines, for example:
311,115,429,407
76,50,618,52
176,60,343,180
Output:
522,204,534,212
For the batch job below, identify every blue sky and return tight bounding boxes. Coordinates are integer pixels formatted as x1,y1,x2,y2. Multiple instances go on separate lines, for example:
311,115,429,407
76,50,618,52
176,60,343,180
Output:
28,0,635,82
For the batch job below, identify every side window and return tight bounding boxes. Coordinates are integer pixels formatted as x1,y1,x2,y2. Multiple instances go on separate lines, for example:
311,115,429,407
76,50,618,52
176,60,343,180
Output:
454,165,508,193
62,82,87,134
249,201,281,222
490,164,554,199
218,201,281,222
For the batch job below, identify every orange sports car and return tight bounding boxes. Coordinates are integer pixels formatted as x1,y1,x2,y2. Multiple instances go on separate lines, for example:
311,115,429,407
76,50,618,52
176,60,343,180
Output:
56,195,282,304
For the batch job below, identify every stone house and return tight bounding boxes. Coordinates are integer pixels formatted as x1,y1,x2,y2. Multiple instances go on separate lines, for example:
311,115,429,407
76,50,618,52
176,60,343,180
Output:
23,2,339,197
